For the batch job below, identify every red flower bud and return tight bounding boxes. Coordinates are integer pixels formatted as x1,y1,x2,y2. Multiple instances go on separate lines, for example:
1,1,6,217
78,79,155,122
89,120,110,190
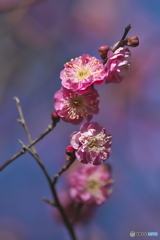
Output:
66,145,75,156
51,111,60,123
66,145,75,162
98,45,109,60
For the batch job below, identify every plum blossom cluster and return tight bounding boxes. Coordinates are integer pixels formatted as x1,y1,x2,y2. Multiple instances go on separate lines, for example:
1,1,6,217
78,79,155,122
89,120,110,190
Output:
52,30,139,207
1,25,139,240
54,54,104,124
54,39,137,124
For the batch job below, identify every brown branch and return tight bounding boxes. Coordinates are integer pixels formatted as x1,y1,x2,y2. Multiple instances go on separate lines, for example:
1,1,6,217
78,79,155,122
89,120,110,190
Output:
4,97,76,238
19,139,50,181
112,24,131,52
41,198,56,207
14,96,37,154
103,24,131,64
52,157,76,185
19,141,77,240
0,122,56,171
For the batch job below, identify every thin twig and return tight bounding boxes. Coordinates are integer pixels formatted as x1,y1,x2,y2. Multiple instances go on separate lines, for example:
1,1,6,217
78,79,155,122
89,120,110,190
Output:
41,198,56,207
19,139,51,181
14,96,37,154
0,122,56,171
103,24,131,64
113,24,131,52
52,157,76,185
19,141,77,240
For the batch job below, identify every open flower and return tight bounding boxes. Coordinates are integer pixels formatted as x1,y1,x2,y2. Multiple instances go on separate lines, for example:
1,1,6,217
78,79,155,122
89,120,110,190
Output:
60,54,106,94
54,86,99,125
69,164,113,205
70,122,112,165
104,46,131,83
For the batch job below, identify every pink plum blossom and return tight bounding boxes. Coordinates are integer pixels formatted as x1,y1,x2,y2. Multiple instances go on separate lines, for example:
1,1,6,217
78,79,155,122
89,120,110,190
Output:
69,164,113,205
54,86,99,124
104,46,131,83
60,54,106,94
70,122,112,165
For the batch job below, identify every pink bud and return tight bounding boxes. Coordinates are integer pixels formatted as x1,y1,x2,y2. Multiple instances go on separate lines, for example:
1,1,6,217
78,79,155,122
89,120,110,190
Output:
66,145,75,156
51,111,60,123
98,45,109,60
126,36,139,47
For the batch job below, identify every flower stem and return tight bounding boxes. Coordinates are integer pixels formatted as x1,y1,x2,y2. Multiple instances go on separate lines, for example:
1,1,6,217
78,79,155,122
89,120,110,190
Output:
52,157,75,184
113,24,131,52
103,24,131,64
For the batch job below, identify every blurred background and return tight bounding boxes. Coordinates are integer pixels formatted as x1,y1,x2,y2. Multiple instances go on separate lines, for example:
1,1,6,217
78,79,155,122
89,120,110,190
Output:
0,0,160,239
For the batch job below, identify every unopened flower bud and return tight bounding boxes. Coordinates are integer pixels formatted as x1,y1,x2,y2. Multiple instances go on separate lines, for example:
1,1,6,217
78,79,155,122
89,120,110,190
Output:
125,36,139,47
98,45,109,60
51,111,60,123
66,145,75,155
66,145,75,161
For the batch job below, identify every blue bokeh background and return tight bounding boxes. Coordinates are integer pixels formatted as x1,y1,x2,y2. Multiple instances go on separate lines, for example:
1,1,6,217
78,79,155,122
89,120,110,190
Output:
0,0,160,239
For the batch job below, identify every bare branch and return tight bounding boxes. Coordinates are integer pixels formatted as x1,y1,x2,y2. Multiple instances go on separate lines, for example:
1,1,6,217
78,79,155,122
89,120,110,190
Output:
113,24,131,52
52,157,76,185
0,122,56,171
41,198,56,207
19,139,51,180
19,140,77,240
14,96,37,154
103,24,131,64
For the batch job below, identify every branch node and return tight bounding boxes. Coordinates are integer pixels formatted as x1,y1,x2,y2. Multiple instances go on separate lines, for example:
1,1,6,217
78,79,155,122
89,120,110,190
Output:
103,24,132,64
13,96,20,104
18,139,26,151
16,118,23,124
41,198,56,207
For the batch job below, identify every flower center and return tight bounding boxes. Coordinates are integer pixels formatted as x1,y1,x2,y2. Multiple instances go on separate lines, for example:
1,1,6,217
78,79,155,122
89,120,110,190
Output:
72,98,82,107
69,95,84,109
88,137,98,148
87,179,99,191
77,68,90,80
